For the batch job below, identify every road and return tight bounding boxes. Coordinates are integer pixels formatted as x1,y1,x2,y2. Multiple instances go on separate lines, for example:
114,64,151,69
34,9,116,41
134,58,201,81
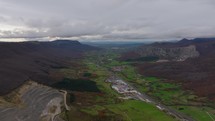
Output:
59,90,71,111
136,92,195,121
108,75,195,121
96,56,195,121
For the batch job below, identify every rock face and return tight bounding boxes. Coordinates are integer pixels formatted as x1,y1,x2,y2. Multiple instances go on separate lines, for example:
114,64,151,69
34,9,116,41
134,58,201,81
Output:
135,45,199,61
127,38,215,101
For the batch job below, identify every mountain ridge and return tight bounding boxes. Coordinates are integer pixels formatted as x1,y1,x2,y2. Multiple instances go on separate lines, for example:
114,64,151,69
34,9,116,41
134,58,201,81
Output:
121,38,215,100
0,40,99,95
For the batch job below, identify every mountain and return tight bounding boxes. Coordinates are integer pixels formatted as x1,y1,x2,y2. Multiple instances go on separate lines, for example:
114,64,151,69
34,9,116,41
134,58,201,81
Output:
0,40,98,95
121,38,215,100
121,39,201,61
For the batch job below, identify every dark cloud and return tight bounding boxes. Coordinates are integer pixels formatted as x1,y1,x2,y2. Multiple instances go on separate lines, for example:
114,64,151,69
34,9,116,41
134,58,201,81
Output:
0,0,215,41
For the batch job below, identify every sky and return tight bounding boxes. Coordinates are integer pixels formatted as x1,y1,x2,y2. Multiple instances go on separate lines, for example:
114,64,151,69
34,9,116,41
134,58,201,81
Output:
0,0,215,41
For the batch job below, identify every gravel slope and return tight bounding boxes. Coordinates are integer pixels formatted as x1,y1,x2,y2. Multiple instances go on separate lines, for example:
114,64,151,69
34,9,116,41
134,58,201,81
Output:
0,82,64,121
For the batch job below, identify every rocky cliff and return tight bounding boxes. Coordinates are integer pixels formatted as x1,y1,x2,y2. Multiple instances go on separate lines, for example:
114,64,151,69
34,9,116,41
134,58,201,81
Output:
135,45,199,61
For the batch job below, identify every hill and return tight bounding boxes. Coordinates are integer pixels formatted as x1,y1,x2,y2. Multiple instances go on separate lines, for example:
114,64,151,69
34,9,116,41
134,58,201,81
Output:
0,40,98,95
121,38,215,100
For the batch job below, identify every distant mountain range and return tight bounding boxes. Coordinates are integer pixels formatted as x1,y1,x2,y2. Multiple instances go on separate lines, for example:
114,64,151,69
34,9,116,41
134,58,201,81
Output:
122,38,215,101
121,38,215,61
0,40,98,95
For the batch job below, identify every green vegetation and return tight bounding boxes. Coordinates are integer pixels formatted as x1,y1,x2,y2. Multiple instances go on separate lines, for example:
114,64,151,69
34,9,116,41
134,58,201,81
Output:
137,77,196,105
83,72,92,77
172,106,215,121
116,62,215,120
60,50,215,121
84,55,123,101
120,65,137,80
82,100,175,121
61,51,176,121
118,64,190,105
93,50,215,121
52,78,100,92
107,100,175,121
126,56,159,62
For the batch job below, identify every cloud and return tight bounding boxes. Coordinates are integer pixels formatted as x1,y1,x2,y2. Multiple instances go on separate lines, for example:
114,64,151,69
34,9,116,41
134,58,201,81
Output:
0,0,215,41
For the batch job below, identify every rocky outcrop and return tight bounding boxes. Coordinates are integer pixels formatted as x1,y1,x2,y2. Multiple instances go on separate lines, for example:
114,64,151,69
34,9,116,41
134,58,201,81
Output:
0,81,65,121
131,38,215,101
135,45,199,61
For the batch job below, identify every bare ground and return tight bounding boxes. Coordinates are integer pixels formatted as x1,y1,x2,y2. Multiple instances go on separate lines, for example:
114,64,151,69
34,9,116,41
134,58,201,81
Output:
0,81,65,121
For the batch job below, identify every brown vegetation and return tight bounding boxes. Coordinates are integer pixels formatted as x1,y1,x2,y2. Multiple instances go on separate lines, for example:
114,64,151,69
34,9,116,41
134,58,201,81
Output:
0,40,98,95
123,38,215,101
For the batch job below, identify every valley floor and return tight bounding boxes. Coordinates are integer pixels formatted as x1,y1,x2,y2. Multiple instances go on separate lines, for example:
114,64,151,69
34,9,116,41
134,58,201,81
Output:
75,50,215,121
0,49,215,121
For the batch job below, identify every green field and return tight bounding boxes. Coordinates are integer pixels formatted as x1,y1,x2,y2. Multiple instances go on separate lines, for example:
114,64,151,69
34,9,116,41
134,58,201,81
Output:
60,51,215,121
92,50,215,121
60,52,177,121
82,100,176,121
117,62,215,121
107,100,175,121
172,106,215,121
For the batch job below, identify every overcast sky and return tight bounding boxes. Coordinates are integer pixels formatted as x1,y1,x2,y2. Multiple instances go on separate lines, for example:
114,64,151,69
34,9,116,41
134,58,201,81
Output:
0,0,215,41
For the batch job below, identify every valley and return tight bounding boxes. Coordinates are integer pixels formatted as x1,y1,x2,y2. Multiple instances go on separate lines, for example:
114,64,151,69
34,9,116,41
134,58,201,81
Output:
0,39,215,121
1,1,214,121
79,45,215,121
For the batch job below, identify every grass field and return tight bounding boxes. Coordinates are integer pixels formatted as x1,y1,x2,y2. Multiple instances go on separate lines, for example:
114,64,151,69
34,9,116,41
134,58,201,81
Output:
93,50,215,121
62,52,176,121
172,106,215,121
116,61,215,121
82,100,176,121
107,100,175,121
117,64,199,104
61,51,215,121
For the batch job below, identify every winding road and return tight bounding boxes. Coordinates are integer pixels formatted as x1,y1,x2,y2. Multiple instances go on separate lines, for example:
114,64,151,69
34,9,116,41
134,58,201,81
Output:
59,90,71,111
